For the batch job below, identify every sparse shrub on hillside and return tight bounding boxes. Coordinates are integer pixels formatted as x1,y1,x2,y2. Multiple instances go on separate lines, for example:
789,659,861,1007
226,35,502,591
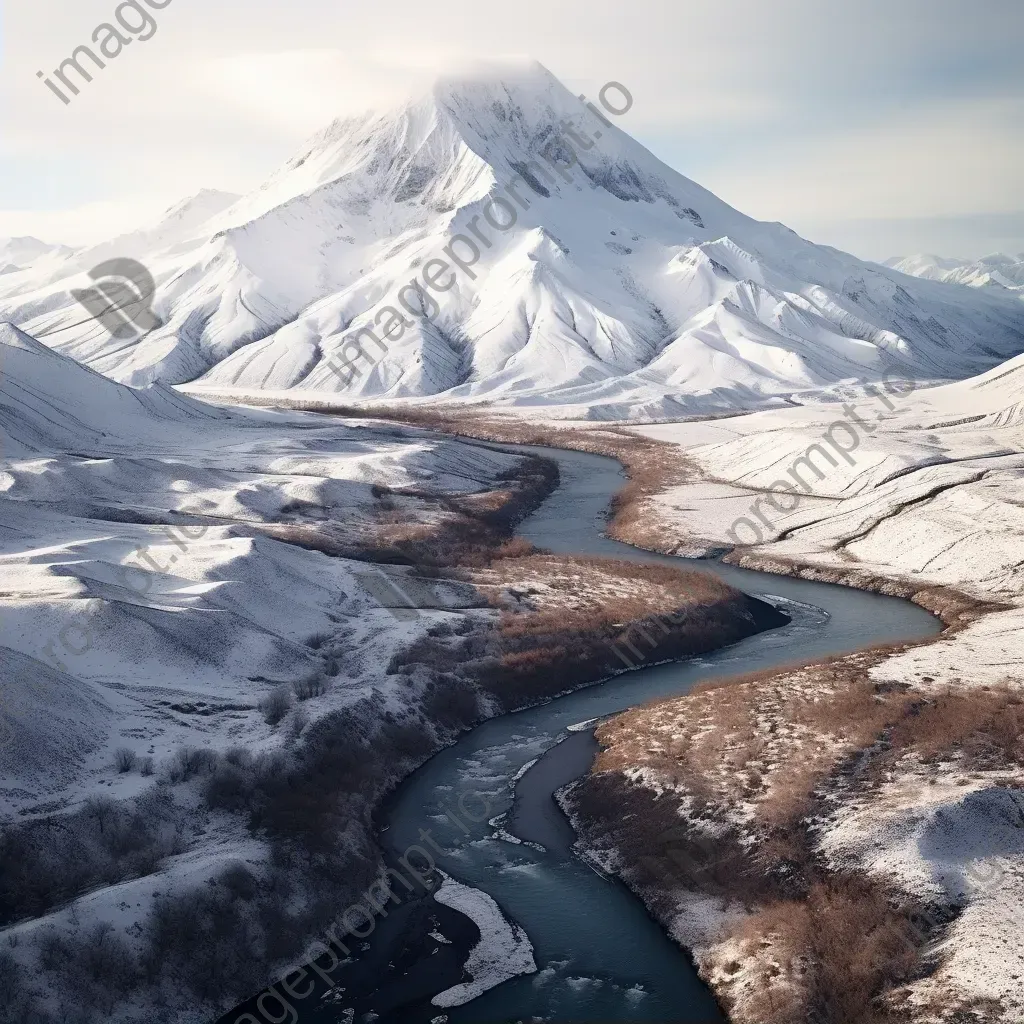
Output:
287,708,309,741
83,795,118,835
224,745,253,768
203,757,257,813
887,683,1024,767
114,747,138,773
293,675,328,700
419,679,480,731
0,951,22,1006
259,685,294,725
167,745,218,782
219,863,260,901
74,922,138,1004
144,883,271,1002
568,771,931,1024
0,789,183,926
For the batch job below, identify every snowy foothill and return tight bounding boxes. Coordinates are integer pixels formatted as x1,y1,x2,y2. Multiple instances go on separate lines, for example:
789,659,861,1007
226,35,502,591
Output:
0,321,530,816
430,873,537,1007
633,351,1024,690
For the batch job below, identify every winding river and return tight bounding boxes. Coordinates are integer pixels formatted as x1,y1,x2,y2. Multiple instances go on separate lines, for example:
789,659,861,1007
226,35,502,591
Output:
239,440,942,1024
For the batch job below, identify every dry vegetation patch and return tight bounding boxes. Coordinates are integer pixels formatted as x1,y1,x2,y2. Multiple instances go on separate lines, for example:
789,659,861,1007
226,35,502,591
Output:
254,451,558,569
568,648,1024,1024
300,404,700,552
471,552,735,616
387,552,783,711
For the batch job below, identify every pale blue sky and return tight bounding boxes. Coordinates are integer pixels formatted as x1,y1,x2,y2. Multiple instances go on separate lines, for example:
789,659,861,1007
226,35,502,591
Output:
2,0,1022,260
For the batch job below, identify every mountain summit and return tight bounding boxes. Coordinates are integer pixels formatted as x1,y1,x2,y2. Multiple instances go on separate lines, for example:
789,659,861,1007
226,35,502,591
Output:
3,61,1022,418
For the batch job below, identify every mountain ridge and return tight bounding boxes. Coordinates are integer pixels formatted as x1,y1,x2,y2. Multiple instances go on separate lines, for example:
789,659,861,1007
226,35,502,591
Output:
885,252,1024,298
2,61,1022,419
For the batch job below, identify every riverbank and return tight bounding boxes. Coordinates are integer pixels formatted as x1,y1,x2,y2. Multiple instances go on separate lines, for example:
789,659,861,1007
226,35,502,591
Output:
543,391,1024,1023
177,429,786,1024
120,394,980,1024
316,401,1023,1023
330,439,939,1024
5,410,779,1024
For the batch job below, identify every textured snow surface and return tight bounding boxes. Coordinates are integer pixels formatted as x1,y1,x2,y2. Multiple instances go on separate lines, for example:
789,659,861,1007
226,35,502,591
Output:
819,770,1024,1018
638,354,1024,620
0,320,520,815
0,317,542,1019
431,873,537,1007
2,60,1022,420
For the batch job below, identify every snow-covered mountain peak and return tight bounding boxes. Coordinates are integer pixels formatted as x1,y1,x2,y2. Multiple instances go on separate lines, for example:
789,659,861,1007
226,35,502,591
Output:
3,62,1023,417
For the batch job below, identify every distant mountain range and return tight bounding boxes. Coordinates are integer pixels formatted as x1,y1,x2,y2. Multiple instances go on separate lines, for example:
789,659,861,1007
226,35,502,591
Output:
2,59,1022,419
885,252,1024,298
0,235,74,272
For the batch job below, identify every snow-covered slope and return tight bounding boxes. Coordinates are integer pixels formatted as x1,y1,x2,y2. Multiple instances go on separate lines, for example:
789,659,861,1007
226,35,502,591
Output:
0,320,527,813
3,61,1022,420
0,317,564,1020
0,322,229,458
886,253,1024,298
632,348,1024,697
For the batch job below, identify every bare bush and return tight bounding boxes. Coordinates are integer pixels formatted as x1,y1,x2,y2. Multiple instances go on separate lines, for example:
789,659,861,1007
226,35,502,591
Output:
114,748,138,773
224,746,254,769
82,795,118,835
219,863,260,901
259,685,294,726
77,922,137,996
287,708,309,741
421,680,481,731
167,746,218,783
0,951,22,1005
203,759,256,813
144,876,289,1002
293,675,328,701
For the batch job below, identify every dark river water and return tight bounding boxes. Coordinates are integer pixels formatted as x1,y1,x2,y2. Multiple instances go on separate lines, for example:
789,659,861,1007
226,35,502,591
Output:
224,440,942,1024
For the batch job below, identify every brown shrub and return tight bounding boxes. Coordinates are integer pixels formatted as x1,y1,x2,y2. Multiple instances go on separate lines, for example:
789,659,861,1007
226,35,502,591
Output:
886,683,1024,768
734,877,924,1024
